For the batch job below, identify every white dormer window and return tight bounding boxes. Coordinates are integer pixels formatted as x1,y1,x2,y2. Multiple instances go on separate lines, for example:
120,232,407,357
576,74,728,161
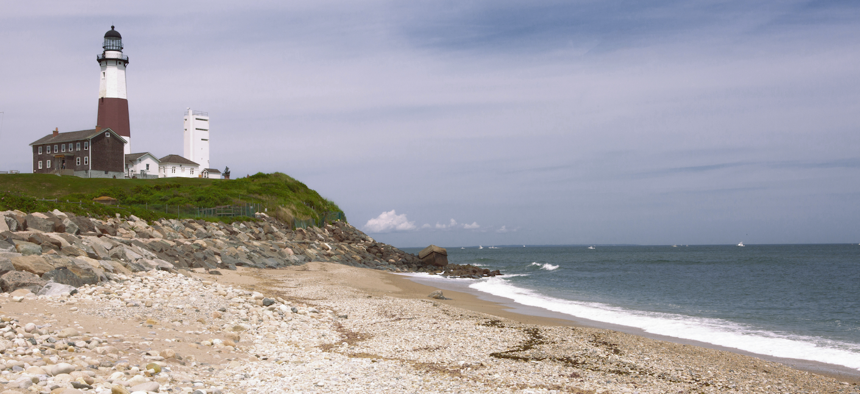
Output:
105,132,110,138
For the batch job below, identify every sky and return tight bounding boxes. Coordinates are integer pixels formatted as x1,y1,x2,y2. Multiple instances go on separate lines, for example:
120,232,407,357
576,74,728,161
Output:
1,1,858,247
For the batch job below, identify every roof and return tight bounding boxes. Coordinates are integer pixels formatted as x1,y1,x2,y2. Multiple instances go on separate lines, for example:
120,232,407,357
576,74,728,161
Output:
29,128,127,146
204,168,221,173
125,152,159,162
159,154,199,166
104,26,122,39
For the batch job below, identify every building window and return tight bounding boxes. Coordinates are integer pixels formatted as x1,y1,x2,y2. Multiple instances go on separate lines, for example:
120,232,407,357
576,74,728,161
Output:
76,142,81,151
46,160,51,168
76,157,81,166
172,166,176,173
105,132,110,138
68,143,73,151
38,146,42,154
38,161,42,169
146,163,150,171
54,145,58,152
84,141,89,150
46,145,51,154
84,156,88,165
190,168,194,175
61,144,65,153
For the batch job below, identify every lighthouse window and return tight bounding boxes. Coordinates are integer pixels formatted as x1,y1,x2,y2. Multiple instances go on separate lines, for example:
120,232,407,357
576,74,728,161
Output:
76,142,81,151
102,72,105,79
84,141,89,150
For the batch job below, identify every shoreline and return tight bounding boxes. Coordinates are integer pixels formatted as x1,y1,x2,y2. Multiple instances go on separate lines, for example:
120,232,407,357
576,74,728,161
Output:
395,272,860,383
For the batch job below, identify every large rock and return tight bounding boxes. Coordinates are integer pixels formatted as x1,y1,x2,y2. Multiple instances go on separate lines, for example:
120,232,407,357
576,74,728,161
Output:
0,256,14,277
70,216,95,233
24,213,57,232
4,214,23,231
0,215,8,233
41,266,100,287
10,255,54,275
62,218,80,235
13,240,42,256
418,244,448,267
37,282,77,297
0,270,47,293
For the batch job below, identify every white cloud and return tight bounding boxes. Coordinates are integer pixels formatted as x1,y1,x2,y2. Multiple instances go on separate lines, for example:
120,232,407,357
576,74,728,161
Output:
496,225,517,233
435,218,458,229
464,222,480,229
363,210,416,233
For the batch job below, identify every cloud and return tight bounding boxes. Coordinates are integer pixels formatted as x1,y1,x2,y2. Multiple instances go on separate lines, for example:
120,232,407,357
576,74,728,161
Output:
363,210,416,233
464,222,480,229
496,225,517,233
435,218,458,229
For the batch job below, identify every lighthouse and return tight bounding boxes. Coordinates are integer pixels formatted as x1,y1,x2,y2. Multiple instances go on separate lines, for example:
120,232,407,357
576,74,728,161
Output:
96,26,131,154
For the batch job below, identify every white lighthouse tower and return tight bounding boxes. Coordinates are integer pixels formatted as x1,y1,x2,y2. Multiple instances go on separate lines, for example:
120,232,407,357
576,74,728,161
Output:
183,108,210,169
96,26,131,154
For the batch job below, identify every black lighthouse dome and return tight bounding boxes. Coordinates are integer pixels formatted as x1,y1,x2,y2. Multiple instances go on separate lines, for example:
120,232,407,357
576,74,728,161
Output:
103,25,123,51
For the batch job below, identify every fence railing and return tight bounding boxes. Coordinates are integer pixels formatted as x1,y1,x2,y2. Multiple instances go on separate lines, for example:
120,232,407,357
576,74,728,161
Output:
294,211,344,229
127,203,260,219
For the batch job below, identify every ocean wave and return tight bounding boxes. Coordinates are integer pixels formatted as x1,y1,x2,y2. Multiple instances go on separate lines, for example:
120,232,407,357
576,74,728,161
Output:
469,277,860,371
530,262,559,271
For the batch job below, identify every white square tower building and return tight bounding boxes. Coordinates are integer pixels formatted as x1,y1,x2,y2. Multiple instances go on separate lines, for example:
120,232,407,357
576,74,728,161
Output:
183,108,210,170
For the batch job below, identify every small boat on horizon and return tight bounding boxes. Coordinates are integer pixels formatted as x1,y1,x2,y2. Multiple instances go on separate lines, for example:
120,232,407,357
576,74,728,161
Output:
479,245,483,249
738,242,745,247
587,246,595,250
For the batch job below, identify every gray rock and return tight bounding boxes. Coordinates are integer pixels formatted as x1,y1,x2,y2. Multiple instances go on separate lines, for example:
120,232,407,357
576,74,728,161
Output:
13,240,42,256
62,218,80,235
262,298,275,306
25,213,57,232
129,381,160,392
37,282,77,297
4,215,18,231
41,266,100,287
0,256,14,276
0,239,13,251
428,290,450,300
0,270,47,293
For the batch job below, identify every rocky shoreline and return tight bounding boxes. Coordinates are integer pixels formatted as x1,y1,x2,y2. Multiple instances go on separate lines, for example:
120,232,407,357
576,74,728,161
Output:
1,210,496,295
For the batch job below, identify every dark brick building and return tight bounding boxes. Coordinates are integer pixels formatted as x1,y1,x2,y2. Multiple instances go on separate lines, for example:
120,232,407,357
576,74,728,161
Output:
29,127,127,178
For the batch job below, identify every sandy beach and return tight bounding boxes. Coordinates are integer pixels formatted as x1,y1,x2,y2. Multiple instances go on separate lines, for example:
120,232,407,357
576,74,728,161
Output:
0,262,857,393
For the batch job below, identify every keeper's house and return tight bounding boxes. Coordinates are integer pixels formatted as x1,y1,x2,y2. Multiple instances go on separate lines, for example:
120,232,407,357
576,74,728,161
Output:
30,127,127,178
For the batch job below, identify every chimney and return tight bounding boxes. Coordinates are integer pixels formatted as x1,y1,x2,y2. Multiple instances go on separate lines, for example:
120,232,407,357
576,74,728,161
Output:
53,128,58,136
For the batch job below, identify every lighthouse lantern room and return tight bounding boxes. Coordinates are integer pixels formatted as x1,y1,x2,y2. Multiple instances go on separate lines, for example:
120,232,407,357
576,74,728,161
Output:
96,25,131,154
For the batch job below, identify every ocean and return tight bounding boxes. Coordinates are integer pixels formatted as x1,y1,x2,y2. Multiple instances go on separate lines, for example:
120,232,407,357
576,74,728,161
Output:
401,244,860,372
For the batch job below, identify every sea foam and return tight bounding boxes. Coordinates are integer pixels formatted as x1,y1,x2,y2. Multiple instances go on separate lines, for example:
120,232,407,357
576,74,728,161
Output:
530,262,559,271
469,277,860,371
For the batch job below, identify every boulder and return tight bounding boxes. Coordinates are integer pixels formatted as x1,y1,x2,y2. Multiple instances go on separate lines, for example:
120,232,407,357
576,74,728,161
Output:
0,215,8,233
428,290,450,300
37,282,77,297
13,240,42,256
5,213,25,231
10,255,54,275
42,266,100,287
418,244,448,267
62,218,80,235
0,256,14,277
70,216,95,233
0,270,47,293
24,213,56,232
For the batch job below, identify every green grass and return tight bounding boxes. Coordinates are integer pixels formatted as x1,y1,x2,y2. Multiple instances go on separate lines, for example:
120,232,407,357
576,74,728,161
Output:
0,172,345,224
